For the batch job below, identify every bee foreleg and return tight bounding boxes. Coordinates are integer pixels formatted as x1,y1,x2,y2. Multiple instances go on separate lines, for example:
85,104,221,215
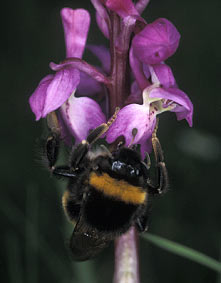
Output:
86,107,120,145
149,128,169,195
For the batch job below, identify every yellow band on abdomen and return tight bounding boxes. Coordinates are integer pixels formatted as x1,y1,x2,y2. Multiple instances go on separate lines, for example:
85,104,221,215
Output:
89,172,146,205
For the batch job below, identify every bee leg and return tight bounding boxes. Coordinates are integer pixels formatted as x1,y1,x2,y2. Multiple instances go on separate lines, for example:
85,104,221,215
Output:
108,135,125,153
99,145,113,158
135,202,152,233
86,107,120,145
70,140,90,169
46,132,60,170
45,112,61,170
144,152,151,169
70,107,120,169
147,125,169,195
46,112,77,179
135,215,149,233
52,166,78,178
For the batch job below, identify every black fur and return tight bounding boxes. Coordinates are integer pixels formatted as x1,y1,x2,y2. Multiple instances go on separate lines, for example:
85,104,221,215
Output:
43,114,169,261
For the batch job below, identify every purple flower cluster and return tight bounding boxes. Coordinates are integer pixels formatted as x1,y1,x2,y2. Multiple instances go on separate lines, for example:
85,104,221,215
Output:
29,0,193,155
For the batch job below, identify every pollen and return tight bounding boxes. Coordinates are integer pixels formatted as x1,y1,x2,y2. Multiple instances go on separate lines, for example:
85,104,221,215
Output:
89,172,146,205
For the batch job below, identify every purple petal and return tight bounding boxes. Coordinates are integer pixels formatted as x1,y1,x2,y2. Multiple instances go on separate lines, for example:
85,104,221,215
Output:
77,71,102,96
60,94,106,143
139,134,154,158
129,47,151,90
132,18,181,64
131,80,141,95
135,0,151,15
29,75,54,120
149,87,193,126
106,104,156,146
50,59,110,85
150,63,176,88
57,111,73,146
106,0,139,18
87,45,111,74
61,8,90,58
96,11,109,38
124,81,143,105
42,68,80,117
143,63,151,79
91,0,110,38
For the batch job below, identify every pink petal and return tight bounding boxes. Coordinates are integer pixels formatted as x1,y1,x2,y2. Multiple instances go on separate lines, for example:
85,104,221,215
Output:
135,0,151,15
132,18,180,64
50,59,110,85
60,94,106,143
77,72,102,96
91,0,110,38
149,87,193,126
61,8,90,58
29,75,54,120
96,11,109,38
129,47,150,90
57,111,73,146
106,104,156,146
124,81,143,105
87,45,111,74
139,134,154,158
106,0,139,18
42,68,80,117
150,63,177,88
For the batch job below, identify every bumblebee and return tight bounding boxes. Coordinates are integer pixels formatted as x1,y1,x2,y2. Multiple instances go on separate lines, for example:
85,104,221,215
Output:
45,110,168,261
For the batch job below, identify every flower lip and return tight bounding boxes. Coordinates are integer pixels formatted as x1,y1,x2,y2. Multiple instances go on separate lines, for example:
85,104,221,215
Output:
148,87,193,127
106,103,156,148
60,92,106,143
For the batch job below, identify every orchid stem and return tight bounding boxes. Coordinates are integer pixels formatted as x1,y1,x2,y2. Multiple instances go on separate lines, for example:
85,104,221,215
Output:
108,8,141,283
108,12,131,115
113,226,140,283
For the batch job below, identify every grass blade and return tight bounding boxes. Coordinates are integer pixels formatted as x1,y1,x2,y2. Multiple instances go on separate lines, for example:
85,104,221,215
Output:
142,233,221,273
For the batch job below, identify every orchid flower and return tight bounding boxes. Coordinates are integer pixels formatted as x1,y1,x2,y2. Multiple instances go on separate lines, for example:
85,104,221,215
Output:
29,1,193,282
29,3,193,151
29,8,108,140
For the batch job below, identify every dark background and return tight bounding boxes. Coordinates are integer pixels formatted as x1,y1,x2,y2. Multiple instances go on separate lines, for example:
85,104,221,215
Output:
1,0,221,282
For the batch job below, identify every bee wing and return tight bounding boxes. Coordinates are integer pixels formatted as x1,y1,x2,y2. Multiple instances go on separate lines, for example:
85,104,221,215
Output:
69,218,110,261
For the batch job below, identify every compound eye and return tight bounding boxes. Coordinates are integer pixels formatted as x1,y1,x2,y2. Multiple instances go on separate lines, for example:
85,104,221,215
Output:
112,160,126,173
127,165,140,177
112,161,140,177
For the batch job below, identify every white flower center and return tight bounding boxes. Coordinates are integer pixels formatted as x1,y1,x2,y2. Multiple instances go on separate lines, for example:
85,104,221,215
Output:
142,84,176,115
